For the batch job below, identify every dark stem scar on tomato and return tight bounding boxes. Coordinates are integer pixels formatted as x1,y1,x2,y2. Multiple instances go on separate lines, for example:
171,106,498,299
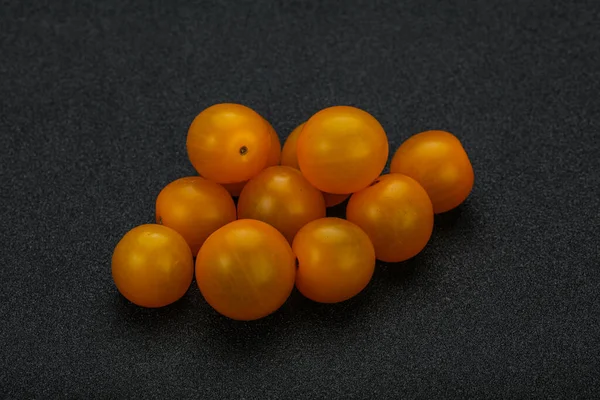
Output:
239,146,248,155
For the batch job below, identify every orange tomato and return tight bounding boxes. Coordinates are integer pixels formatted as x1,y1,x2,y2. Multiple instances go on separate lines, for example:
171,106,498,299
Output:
346,174,433,262
155,177,236,255
390,130,474,214
297,106,389,194
293,218,375,303
281,122,351,207
186,103,271,184
112,224,194,308
237,166,326,243
195,219,296,321
222,120,281,197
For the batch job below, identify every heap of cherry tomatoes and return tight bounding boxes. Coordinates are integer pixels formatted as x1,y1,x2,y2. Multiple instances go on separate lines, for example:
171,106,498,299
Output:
112,104,474,320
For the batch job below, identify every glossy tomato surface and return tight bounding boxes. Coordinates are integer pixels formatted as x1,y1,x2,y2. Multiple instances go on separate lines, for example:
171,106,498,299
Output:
222,120,281,197
186,103,271,184
293,217,375,303
347,174,434,262
390,130,474,214
195,219,296,321
155,177,236,255
112,224,194,308
296,106,388,194
237,166,326,243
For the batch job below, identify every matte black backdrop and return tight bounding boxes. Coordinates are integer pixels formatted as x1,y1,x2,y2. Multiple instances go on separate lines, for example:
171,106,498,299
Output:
1,0,599,398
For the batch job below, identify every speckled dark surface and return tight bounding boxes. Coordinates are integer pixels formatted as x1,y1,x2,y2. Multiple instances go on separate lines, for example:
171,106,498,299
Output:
1,0,599,398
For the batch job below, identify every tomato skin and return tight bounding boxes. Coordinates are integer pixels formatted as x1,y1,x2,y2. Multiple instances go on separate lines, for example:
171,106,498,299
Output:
292,217,375,303
264,120,282,166
281,122,351,208
195,219,296,321
280,122,304,170
323,193,350,207
221,181,247,198
296,106,388,194
112,224,194,308
237,166,326,243
186,103,271,184
390,130,474,214
222,120,281,197
155,177,236,255
347,174,433,262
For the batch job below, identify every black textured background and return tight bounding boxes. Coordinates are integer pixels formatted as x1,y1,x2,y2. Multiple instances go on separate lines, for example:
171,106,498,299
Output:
1,0,599,398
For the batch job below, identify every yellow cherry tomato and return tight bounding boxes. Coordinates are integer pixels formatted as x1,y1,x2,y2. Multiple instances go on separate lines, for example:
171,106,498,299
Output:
112,224,194,308
196,219,296,321
155,177,236,255
186,103,271,184
237,166,326,243
281,122,351,207
390,130,474,214
293,217,375,303
297,106,389,194
347,173,434,262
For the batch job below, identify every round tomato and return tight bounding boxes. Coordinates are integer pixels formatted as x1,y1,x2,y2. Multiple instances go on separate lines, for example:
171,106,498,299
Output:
112,224,194,308
347,174,433,262
222,120,281,197
195,219,296,321
237,166,326,243
390,130,474,214
293,217,375,303
281,122,351,207
186,103,271,184
296,106,388,194
155,177,236,255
